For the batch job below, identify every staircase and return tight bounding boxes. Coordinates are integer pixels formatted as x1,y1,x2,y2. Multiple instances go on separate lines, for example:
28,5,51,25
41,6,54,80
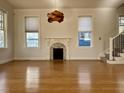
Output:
102,32,124,64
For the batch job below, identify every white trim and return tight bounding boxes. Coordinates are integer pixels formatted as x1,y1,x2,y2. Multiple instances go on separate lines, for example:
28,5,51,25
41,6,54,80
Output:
14,57,99,61
23,15,41,48
109,38,113,60
78,15,94,48
70,57,99,60
0,58,13,64
14,57,48,60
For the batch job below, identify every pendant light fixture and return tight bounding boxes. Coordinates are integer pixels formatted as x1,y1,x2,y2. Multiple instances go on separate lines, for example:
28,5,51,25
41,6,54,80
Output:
47,0,64,23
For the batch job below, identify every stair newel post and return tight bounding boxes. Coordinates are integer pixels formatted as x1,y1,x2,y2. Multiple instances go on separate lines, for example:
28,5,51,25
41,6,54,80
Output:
122,33,124,50
120,35,122,53
117,35,120,57
119,34,122,53
109,38,114,60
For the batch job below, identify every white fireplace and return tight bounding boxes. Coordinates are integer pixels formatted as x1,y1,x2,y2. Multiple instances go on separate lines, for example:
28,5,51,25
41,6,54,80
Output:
45,38,71,60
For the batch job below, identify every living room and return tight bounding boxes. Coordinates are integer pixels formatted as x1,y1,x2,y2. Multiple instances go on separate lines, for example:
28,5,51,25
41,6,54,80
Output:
0,0,124,93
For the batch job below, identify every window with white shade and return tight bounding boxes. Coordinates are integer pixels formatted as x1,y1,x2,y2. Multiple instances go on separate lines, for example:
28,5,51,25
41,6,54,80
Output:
25,16,39,48
0,10,7,48
78,16,93,47
119,16,124,33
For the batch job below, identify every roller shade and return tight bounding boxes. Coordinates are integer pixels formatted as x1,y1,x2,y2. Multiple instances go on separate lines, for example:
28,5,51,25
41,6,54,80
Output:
78,16,92,32
25,17,39,32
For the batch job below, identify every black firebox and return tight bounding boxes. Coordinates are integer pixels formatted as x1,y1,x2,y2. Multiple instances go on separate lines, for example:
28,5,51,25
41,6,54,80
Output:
53,48,63,60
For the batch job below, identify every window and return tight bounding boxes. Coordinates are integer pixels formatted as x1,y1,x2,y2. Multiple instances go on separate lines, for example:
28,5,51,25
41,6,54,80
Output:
25,16,39,48
0,10,7,48
119,16,124,33
78,16,92,47
26,32,39,48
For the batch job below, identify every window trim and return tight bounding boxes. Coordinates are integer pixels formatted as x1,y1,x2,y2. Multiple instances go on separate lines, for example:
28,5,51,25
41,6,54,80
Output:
24,16,40,48
78,16,94,48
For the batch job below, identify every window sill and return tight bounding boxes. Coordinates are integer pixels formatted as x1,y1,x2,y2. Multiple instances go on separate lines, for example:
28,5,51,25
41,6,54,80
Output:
25,47,40,49
79,46,93,48
0,47,8,49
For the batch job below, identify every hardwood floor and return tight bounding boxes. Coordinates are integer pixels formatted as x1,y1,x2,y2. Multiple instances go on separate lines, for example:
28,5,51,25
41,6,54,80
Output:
0,60,124,93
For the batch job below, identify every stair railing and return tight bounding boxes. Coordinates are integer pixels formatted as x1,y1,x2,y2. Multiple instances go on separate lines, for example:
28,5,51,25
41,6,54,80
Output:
109,31,124,60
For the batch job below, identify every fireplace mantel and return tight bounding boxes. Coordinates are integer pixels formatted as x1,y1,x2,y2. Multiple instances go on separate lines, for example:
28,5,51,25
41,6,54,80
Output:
45,37,71,60
45,37,71,46
45,37,71,41
45,37,71,39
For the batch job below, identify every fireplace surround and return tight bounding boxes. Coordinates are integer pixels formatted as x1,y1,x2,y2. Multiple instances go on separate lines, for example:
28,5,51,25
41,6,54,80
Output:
45,38,71,60
50,43,66,60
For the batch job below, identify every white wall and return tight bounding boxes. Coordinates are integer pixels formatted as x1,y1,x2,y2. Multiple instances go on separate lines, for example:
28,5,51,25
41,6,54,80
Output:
117,5,124,16
14,8,117,60
0,0,14,64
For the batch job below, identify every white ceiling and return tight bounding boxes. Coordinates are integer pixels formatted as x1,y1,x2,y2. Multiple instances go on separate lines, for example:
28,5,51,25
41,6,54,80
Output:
6,0,124,9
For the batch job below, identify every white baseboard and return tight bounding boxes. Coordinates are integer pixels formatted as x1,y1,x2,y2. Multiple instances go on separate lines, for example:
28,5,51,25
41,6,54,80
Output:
0,58,14,64
70,57,99,60
14,57,99,61
14,57,47,61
